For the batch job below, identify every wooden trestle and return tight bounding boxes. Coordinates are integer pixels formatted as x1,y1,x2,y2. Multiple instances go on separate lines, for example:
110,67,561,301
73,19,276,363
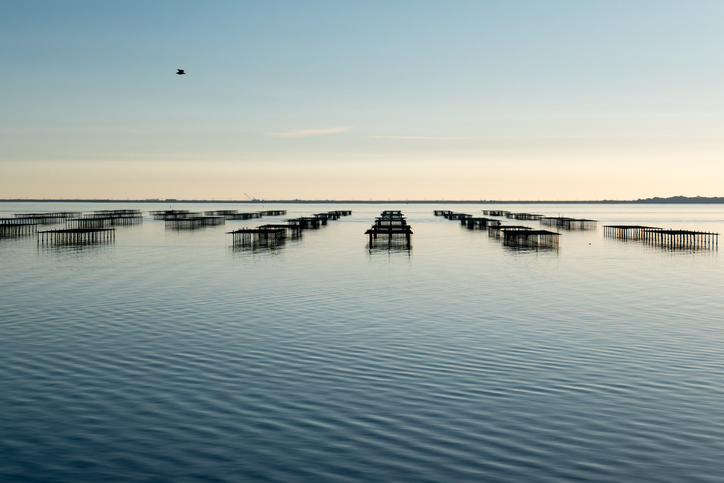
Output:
465,217,501,229
444,212,472,221
506,213,544,220
151,210,198,220
83,212,143,226
228,227,287,247
204,210,240,217
287,217,321,229
204,210,288,219
482,210,510,217
225,213,263,220
487,225,532,238
14,212,82,224
258,224,302,238
94,209,141,216
165,217,225,229
0,218,38,237
365,210,412,249
602,225,656,241
604,225,718,250
227,209,348,250
541,217,597,230
259,210,288,216
502,229,560,249
38,228,115,245
66,218,113,229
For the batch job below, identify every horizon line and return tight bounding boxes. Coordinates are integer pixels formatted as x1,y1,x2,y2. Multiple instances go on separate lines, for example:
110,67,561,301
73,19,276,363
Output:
2,197,724,205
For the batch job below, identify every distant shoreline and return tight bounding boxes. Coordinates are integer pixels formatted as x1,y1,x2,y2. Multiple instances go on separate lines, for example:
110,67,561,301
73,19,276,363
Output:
1,197,723,204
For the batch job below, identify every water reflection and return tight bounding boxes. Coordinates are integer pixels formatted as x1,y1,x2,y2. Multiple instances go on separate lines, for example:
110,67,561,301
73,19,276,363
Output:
231,240,287,255
367,242,412,256
36,242,115,262
501,245,559,255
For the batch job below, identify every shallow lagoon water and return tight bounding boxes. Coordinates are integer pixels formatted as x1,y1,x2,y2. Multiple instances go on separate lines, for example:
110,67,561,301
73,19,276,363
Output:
1,202,723,482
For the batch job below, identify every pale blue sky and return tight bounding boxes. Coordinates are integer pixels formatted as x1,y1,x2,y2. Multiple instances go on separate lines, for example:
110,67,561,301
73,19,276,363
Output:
2,1,723,199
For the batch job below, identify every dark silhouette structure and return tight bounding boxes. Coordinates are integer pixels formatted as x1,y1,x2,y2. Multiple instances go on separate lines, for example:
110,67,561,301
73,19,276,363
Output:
365,210,412,249
465,217,501,229
14,212,82,224
541,217,597,230
228,227,286,248
488,225,532,238
151,209,197,220
285,210,351,230
166,217,225,229
176,69,185,75
604,225,718,250
506,212,544,221
436,211,500,229
203,210,288,220
227,209,350,251
258,224,302,238
67,210,143,229
38,228,115,246
1,218,38,237
502,229,560,249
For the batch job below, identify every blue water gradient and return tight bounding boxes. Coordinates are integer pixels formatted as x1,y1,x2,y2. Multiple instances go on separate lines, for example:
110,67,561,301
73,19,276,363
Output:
1,203,723,482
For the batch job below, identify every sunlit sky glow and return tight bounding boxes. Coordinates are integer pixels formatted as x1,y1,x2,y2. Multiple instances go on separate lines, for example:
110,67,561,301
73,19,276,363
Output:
2,1,723,200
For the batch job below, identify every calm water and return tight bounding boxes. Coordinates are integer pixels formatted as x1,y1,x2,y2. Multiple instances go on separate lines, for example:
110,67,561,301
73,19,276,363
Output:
1,202,723,482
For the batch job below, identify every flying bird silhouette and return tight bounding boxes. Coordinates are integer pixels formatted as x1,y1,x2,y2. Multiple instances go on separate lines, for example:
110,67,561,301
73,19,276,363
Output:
176,69,185,75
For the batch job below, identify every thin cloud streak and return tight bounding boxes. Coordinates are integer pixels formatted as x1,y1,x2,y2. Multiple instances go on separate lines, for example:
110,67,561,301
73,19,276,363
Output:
269,127,349,137
370,135,471,140
536,134,691,140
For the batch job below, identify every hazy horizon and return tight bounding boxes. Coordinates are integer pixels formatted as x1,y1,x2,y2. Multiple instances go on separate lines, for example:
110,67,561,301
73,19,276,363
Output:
2,2,723,200
2,195,724,203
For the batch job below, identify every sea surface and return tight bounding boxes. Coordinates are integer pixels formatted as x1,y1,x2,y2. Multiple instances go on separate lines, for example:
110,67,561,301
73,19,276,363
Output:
1,202,723,482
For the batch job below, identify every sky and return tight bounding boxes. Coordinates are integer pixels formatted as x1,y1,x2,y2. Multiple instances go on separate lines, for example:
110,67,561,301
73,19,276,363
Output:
1,1,723,200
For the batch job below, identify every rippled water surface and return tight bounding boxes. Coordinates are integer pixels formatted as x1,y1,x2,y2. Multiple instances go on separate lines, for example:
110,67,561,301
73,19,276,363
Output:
1,202,723,482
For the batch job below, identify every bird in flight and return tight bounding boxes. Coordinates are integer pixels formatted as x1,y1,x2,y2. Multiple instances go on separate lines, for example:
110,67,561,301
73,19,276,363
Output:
176,69,186,75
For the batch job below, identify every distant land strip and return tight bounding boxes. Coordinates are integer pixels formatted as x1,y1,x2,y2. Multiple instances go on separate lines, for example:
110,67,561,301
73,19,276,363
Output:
1,196,724,204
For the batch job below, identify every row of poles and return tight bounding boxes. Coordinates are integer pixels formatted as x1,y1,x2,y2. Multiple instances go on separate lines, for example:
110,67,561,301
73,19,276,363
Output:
604,225,718,250
436,210,560,249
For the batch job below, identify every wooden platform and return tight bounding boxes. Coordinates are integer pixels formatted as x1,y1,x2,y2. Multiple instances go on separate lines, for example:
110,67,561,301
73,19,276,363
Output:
151,210,200,220
93,209,142,217
228,227,286,247
204,210,239,217
14,212,82,224
502,229,559,249
541,217,597,230
222,213,262,220
0,218,38,237
165,217,225,229
366,211,412,249
38,228,115,245
604,225,718,250
603,225,658,240
465,217,501,229
66,217,113,229
444,212,472,221
258,224,302,238
83,214,143,225
286,217,321,229
488,225,532,238
482,210,510,217
505,213,544,220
